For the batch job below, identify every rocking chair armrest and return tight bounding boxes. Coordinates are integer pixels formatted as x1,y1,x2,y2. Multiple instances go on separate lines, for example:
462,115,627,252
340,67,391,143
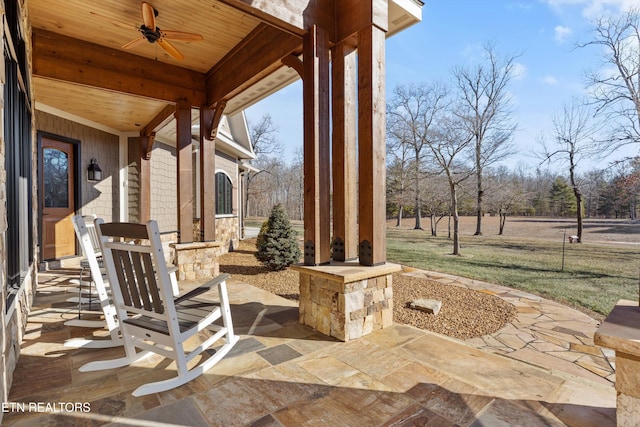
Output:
174,273,230,304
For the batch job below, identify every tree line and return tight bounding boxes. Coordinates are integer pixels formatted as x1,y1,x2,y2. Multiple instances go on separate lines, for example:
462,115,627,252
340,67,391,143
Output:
244,7,640,254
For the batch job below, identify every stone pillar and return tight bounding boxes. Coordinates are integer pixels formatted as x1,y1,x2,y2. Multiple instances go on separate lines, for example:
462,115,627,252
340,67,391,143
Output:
615,351,640,426
594,299,640,426
171,241,223,281
292,262,401,341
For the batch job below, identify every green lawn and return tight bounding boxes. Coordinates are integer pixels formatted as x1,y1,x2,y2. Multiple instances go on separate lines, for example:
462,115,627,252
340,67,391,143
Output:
387,227,638,317
245,216,638,317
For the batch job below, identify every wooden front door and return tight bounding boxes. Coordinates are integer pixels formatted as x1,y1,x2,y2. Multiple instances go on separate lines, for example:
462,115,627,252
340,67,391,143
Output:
41,138,76,260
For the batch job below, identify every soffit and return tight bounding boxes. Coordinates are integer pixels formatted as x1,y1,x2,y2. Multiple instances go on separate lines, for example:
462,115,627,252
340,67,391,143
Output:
29,0,422,134
28,0,259,73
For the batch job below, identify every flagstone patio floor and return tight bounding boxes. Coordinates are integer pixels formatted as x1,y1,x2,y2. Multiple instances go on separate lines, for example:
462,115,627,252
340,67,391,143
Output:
4,268,617,426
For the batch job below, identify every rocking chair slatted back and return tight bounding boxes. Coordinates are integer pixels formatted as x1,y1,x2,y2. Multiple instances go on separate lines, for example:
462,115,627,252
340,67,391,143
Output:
112,248,164,313
98,222,167,317
82,219,239,396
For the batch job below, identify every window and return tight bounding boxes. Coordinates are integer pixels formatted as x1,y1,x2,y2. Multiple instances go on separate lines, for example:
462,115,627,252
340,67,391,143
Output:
215,172,232,215
43,148,70,207
5,0,33,310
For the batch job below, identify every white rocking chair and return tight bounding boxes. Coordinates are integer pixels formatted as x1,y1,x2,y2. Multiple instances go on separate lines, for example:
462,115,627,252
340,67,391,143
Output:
64,215,122,348
80,219,238,396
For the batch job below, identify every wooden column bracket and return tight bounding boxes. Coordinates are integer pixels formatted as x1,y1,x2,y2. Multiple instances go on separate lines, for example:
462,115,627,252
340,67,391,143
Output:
199,102,226,242
139,103,176,159
282,54,303,79
202,101,227,141
140,133,155,160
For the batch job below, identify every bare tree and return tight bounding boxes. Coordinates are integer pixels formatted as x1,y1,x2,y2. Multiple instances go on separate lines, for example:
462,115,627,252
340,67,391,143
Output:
422,174,450,236
582,168,609,217
428,110,475,255
290,149,304,221
245,114,282,217
581,8,640,145
539,99,603,242
387,83,449,230
485,166,524,235
386,131,412,226
452,43,517,236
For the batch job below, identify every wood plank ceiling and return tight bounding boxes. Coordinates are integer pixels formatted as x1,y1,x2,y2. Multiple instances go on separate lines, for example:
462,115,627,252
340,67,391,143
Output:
29,0,421,133
29,0,262,132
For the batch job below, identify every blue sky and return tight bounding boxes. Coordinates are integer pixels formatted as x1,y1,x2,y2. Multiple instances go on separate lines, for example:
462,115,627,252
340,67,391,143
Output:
245,0,638,171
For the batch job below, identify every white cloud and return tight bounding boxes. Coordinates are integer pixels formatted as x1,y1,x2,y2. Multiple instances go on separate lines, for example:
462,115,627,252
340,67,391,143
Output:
506,2,533,11
542,75,559,85
582,0,638,17
512,62,527,79
542,0,637,18
554,25,573,42
460,42,483,60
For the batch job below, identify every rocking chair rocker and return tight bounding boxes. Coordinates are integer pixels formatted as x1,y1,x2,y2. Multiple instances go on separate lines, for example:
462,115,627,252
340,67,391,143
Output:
64,215,122,348
80,220,238,396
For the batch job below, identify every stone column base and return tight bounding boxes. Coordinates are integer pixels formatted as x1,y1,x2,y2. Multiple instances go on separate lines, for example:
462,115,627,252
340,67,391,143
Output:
171,241,223,281
595,299,640,426
291,262,401,341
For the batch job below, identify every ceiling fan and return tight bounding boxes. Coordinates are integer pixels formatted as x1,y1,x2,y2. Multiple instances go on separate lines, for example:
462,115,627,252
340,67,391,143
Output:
91,2,203,60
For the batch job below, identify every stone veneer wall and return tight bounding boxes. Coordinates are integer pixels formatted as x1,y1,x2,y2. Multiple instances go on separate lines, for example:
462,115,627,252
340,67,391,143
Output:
192,216,239,253
1,3,37,421
1,274,36,420
215,217,239,251
172,241,224,281
294,263,401,342
160,232,178,266
594,300,640,427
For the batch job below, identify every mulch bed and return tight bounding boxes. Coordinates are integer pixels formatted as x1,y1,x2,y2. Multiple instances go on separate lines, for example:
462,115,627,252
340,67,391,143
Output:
220,239,516,340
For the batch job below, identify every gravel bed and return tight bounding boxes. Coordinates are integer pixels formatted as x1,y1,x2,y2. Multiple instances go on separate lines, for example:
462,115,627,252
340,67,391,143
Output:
220,239,516,340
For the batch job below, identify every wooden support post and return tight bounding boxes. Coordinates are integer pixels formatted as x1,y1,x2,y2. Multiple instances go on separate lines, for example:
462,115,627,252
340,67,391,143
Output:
139,135,152,223
200,102,225,242
176,101,193,243
332,39,358,261
138,104,174,225
358,25,386,266
302,25,331,266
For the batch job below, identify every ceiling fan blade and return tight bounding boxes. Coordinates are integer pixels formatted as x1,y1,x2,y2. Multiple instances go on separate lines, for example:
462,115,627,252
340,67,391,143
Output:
157,38,184,60
121,37,147,50
142,2,156,29
161,30,203,42
90,11,138,31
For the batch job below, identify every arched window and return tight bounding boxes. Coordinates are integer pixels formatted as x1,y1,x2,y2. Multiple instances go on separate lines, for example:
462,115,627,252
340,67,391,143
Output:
215,172,232,215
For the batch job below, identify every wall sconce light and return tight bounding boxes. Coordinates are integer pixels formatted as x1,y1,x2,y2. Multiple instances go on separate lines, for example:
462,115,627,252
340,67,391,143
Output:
87,158,102,181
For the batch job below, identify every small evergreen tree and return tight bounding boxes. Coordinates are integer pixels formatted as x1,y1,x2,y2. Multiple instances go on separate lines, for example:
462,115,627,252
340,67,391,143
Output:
255,204,301,270
256,220,269,249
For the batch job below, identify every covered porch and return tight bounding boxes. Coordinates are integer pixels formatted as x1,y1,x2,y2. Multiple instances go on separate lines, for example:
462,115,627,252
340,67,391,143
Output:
2,0,630,425
4,269,615,426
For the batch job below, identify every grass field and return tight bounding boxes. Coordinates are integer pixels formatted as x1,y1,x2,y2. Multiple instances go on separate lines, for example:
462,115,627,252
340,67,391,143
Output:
387,216,639,318
245,216,640,318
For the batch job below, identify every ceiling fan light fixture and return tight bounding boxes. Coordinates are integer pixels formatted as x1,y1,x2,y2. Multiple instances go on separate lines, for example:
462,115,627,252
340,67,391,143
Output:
141,26,160,43
93,2,203,61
